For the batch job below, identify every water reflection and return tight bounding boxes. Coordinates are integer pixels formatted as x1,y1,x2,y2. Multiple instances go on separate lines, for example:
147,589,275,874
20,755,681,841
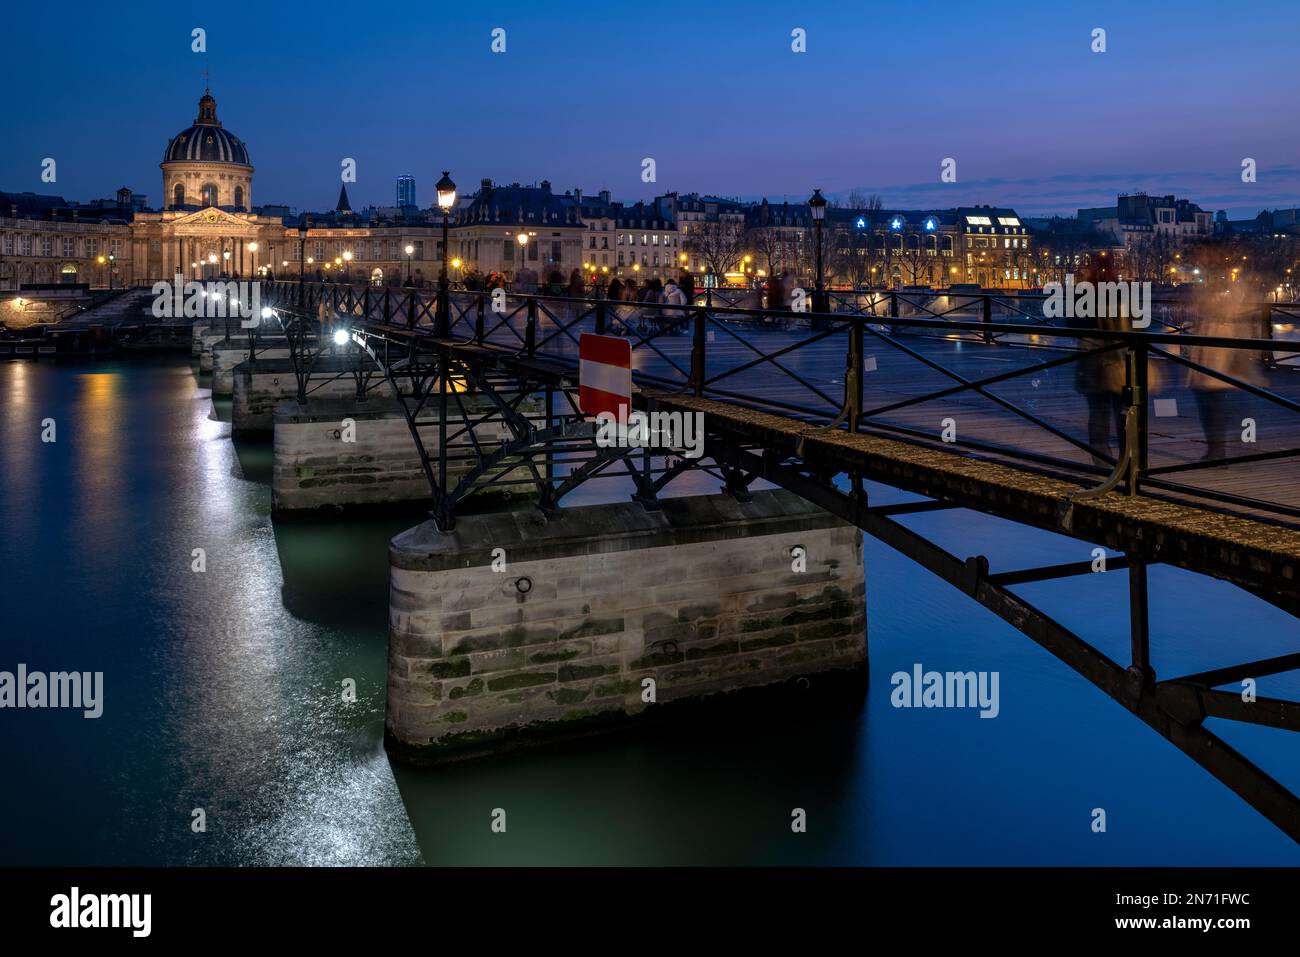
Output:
0,356,1296,865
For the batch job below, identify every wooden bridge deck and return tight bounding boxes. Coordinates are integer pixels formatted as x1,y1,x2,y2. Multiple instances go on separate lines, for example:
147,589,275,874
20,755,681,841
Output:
646,387,1300,614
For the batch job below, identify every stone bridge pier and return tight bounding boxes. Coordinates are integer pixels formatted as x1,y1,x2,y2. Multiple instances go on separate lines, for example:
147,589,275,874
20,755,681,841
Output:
385,489,867,763
271,391,540,517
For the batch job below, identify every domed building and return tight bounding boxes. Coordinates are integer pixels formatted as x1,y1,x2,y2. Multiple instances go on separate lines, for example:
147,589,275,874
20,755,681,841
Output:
3,83,471,291
162,89,253,211
126,86,285,280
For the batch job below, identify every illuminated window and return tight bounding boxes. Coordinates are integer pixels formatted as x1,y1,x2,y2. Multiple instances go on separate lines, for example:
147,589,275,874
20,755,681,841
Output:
965,216,992,226
997,217,1020,227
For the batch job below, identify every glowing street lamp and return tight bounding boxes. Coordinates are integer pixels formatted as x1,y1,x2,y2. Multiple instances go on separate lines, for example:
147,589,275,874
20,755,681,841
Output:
297,215,311,305
404,244,415,285
808,188,828,313
435,171,456,335
517,231,530,286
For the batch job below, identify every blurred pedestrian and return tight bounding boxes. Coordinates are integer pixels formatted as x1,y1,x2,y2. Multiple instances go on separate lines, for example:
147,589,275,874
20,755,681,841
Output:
1187,282,1260,462
1073,259,1127,466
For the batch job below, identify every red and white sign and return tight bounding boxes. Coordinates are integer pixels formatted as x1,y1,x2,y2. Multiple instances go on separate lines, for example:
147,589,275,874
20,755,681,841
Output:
578,333,632,420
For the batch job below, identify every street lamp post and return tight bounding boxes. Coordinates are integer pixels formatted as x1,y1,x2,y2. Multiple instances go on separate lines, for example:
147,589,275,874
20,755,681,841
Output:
404,244,414,286
517,232,529,288
298,216,310,306
247,241,258,279
808,188,828,313
435,171,457,337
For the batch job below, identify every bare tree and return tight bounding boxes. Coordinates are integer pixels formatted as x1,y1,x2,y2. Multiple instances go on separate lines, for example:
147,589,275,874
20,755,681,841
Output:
685,221,745,279
744,226,785,280
895,234,938,287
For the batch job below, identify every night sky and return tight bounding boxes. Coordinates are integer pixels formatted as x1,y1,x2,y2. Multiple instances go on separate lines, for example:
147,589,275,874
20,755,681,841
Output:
3,0,1297,217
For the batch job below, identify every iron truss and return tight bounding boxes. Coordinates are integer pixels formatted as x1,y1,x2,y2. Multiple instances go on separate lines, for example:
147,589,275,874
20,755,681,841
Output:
263,280,1300,844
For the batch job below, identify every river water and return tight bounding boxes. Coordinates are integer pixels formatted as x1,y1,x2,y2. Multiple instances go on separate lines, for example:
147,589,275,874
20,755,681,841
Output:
1,354,1297,865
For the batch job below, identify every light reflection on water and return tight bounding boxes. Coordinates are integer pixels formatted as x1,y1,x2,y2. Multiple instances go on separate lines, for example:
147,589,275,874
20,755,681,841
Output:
0,355,1296,865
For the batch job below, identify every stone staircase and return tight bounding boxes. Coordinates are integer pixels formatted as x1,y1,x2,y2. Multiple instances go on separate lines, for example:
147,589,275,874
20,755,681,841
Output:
59,289,158,327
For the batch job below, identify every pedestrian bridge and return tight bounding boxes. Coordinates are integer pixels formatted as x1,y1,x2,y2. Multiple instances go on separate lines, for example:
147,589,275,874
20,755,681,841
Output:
249,278,1300,841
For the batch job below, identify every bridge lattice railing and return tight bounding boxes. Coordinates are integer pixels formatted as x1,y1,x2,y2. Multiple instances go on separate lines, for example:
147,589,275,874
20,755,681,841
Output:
263,279,1300,524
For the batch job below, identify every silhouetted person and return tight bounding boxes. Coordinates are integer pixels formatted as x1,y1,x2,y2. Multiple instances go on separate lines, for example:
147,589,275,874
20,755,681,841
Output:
661,276,688,329
766,272,786,315
1073,259,1126,467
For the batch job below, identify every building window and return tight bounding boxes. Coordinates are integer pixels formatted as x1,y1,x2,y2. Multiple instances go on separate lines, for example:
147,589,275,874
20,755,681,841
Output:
62,238,75,257
503,240,514,263
110,240,121,258
2,235,12,256
201,183,219,206
313,241,324,259
234,186,245,208
85,238,96,257
20,236,32,256
173,184,185,207
550,241,561,264
41,237,53,256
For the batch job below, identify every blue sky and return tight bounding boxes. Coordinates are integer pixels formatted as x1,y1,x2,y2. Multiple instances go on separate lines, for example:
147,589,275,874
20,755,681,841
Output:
2,0,1297,217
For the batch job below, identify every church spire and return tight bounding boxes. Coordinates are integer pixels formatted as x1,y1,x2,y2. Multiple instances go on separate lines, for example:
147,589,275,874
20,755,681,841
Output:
336,184,353,214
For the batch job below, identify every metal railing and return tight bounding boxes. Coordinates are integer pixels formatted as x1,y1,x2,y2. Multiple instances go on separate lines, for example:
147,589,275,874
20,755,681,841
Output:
265,278,1300,524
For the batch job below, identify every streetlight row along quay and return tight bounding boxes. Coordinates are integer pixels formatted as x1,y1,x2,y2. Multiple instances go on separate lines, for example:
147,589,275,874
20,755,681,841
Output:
280,179,831,299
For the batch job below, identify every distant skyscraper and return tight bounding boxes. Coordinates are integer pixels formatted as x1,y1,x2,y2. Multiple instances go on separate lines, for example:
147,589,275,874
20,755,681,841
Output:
397,175,416,208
